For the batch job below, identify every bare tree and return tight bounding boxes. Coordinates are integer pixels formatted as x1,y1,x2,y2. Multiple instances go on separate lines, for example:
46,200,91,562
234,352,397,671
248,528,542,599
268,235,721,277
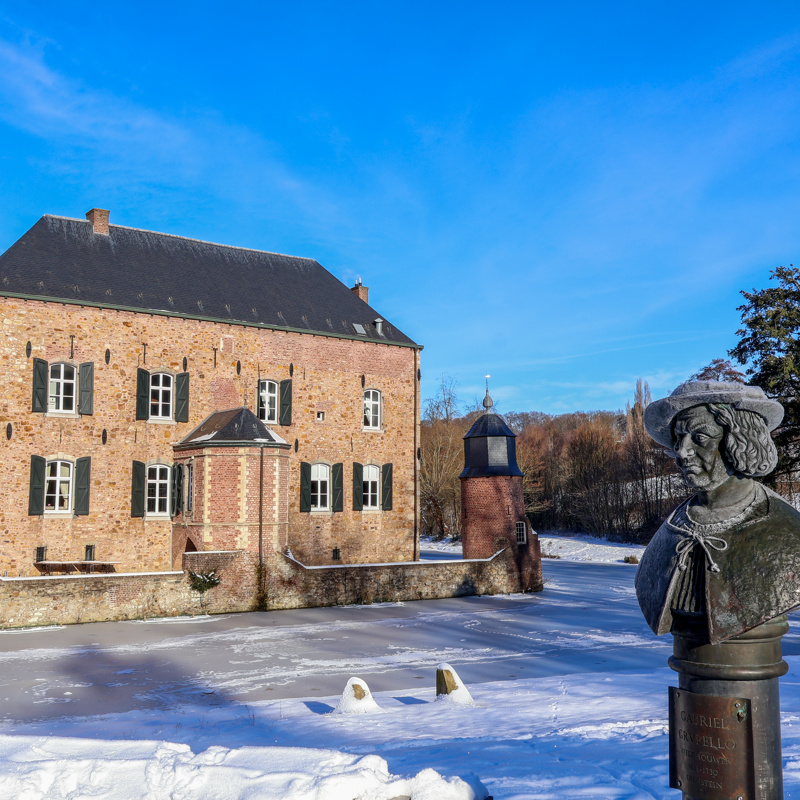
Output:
420,376,465,538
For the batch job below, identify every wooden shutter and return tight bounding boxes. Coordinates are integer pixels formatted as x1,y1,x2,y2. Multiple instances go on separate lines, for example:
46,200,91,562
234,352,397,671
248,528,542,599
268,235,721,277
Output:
381,463,393,511
32,358,48,413
171,463,183,516
131,461,145,517
279,379,292,426
74,457,91,516
175,372,189,422
299,461,311,512
352,462,363,511
332,463,343,512
136,369,150,420
28,455,46,515
78,362,94,416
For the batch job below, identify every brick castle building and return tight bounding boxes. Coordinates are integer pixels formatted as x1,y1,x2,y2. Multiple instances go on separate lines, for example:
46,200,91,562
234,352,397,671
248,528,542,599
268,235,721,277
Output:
0,209,421,579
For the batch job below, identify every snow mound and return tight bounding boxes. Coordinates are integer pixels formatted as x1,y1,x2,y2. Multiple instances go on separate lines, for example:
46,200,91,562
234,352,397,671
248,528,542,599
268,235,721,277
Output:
334,676,382,714
436,662,474,705
0,736,487,800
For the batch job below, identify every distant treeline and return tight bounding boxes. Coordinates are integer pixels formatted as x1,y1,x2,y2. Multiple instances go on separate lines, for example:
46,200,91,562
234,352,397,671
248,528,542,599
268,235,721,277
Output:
420,378,687,544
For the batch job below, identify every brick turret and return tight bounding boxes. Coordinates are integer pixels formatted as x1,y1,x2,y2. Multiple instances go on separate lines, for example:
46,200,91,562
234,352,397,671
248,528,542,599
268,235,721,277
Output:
459,389,542,592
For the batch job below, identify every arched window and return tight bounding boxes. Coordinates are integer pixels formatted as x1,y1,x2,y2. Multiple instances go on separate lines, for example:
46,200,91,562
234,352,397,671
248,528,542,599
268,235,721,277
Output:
48,363,76,412
363,389,382,430
150,373,173,419
45,460,73,512
146,464,171,515
257,380,278,424
310,463,330,510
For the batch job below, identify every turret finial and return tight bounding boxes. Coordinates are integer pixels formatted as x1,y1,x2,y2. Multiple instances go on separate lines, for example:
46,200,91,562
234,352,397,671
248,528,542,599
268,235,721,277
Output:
483,374,493,414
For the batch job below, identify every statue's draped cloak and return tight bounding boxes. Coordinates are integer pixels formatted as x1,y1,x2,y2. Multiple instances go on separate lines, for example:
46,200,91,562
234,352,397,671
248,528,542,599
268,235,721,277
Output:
635,489,800,644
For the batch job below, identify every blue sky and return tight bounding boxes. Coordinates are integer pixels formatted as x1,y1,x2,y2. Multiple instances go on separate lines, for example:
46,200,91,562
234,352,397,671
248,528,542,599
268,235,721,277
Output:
2,2,800,415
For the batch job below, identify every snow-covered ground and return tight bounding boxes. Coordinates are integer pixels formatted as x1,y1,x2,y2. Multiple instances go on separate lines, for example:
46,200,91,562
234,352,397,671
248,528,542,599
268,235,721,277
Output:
2,537,800,799
420,531,646,564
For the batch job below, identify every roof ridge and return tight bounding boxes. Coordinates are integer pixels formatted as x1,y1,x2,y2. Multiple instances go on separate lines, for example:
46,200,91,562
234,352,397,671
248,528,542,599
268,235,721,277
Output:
42,215,319,262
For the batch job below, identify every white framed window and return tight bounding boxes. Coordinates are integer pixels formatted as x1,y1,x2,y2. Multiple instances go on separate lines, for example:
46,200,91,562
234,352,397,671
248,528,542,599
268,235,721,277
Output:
257,380,278,424
363,464,380,509
45,460,73,513
48,363,76,412
310,463,330,510
516,521,527,545
150,373,173,419
146,464,171,515
363,389,382,430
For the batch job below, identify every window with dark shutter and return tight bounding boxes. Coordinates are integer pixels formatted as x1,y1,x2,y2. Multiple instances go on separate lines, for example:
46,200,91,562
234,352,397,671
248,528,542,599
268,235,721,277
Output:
171,463,184,516
131,461,145,517
78,362,94,416
74,457,91,516
299,461,311,512
381,463,393,510
175,373,189,423
28,455,46,515
32,359,48,413
136,369,150,420
279,379,292,426
352,462,363,511
332,463,343,512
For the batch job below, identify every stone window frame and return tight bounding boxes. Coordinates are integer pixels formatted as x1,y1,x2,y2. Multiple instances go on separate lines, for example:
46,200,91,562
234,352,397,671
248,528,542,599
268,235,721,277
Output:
515,520,527,545
362,389,382,431
44,457,74,515
257,379,279,424
48,362,78,415
362,463,380,510
149,372,174,421
310,462,331,512
145,462,171,517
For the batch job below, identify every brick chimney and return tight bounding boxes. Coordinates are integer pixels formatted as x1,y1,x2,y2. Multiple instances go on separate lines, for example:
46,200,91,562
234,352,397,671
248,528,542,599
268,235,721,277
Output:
351,279,369,304
85,208,110,235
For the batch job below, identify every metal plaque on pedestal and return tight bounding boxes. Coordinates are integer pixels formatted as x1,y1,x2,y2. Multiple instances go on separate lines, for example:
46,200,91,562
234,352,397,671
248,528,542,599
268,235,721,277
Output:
669,687,754,799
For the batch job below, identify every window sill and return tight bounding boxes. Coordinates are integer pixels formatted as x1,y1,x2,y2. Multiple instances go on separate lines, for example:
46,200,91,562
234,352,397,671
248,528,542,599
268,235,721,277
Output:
45,411,80,419
362,427,384,434
361,507,381,514
146,418,177,425
43,511,74,518
309,509,333,515
144,514,171,521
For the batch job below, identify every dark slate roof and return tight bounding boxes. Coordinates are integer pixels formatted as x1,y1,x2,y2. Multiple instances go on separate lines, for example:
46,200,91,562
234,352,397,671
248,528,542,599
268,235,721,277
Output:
463,413,517,440
176,407,289,448
460,412,523,478
0,215,419,347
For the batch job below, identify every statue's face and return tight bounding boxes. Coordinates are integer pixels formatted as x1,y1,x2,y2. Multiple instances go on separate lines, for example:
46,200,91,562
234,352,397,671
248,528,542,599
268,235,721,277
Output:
672,405,730,491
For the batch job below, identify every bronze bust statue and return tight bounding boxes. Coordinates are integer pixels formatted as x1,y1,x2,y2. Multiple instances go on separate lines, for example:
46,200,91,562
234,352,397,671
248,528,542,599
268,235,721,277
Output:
635,380,800,644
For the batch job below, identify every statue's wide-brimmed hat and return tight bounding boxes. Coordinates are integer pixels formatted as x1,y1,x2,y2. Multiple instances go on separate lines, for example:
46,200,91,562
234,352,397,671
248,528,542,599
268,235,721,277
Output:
643,380,784,448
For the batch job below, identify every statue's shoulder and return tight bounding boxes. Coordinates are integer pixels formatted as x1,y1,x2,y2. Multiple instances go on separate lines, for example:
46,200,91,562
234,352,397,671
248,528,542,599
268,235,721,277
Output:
762,487,800,530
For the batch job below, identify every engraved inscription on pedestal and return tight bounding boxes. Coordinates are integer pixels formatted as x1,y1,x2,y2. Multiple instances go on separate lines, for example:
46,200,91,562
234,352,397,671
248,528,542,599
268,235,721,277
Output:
669,687,754,799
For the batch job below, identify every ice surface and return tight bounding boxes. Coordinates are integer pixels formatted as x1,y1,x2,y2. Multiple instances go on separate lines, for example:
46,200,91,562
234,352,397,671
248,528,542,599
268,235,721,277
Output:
1,534,799,799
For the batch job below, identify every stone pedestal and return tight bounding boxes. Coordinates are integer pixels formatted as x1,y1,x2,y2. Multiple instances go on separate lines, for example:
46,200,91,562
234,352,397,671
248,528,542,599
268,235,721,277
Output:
669,616,788,800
